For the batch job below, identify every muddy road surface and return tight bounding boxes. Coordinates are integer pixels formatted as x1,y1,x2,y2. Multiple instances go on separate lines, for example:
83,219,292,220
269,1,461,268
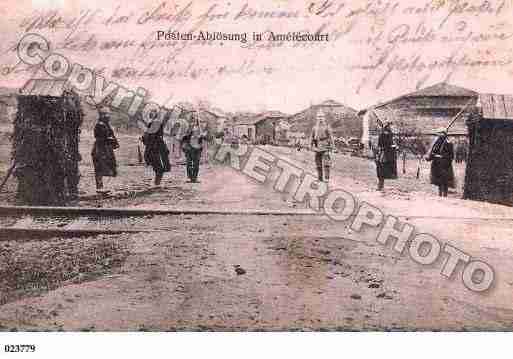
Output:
1,147,513,331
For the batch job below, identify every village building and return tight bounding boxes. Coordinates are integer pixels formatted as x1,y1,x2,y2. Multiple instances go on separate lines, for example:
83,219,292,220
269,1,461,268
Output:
463,94,513,207
358,82,479,149
197,107,229,138
199,108,231,145
288,100,361,144
233,111,289,144
253,111,289,144
274,119,292,146
232,114,258,142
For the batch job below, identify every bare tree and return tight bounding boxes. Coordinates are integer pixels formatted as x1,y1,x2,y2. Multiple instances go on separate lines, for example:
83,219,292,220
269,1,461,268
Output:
394,120,428,179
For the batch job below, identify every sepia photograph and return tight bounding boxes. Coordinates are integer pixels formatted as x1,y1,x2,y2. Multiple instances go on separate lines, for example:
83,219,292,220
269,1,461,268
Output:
1,0,513,356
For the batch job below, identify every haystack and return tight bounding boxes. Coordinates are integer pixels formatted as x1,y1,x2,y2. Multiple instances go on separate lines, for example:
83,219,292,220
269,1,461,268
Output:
12,82,83,205
463,94,513,206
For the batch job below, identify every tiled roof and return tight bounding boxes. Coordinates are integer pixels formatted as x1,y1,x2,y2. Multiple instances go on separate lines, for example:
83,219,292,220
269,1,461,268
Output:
406,82,478,98
359,82,478,115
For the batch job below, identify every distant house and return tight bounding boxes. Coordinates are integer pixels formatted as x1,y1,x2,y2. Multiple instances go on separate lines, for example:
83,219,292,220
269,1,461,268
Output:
232,111,288,144
464,94,513,207
289,100,361,140
198,107,230,139
200,108,231,143
254,111,289,144
275,119,292,145
233,114,258,142
358,82,478,148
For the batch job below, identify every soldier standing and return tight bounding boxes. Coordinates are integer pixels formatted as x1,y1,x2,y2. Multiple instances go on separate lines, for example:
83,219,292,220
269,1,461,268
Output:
426,128,455,197
375,121,397,191
181,117,207,183
91,106,119,194
142,110,171,186
310,110,334,183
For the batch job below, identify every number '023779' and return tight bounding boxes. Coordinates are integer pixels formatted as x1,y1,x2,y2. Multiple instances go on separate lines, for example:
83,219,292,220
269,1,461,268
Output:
4,344,36,353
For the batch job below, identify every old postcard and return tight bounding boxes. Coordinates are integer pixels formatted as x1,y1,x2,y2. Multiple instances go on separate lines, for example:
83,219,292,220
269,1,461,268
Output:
1,0,513,344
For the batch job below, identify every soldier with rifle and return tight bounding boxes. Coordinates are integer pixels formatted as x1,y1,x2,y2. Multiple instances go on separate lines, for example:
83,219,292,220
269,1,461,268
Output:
426,128,455,197
375,118,398,191
310,110,334,183
91,106,119,194
181,111,207,183
425,100,472,197
141,109,171,187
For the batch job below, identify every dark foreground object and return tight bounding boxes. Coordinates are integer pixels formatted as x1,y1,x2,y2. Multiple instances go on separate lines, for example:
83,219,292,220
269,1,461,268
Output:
464,98,513,206
13,89,83,205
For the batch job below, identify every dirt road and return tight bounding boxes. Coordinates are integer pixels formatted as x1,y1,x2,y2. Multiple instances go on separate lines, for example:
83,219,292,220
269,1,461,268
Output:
1,146,513,331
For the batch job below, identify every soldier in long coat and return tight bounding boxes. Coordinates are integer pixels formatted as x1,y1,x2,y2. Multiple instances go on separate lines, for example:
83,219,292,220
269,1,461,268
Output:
310,110,334,183
375,121,397,191
91,106,119,193
142,110,171,186
426,128,455,197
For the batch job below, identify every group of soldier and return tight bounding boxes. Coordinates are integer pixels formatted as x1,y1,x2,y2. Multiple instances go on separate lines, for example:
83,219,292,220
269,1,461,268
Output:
91,107,207,194
91,105,458,198
309,110,457,197
374,123,457,197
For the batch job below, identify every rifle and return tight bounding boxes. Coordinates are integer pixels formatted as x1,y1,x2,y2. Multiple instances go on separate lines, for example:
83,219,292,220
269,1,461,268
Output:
194,109,209,164
371,108,385,129
445,99,474,133
426,99,473,161
195,109,202,130
371,109,390,163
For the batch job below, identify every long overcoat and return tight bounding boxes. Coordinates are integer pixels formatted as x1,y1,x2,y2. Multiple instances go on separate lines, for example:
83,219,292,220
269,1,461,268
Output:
143,121,171,173
376,129,398,179
428,137,455,188
91,121,118,177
